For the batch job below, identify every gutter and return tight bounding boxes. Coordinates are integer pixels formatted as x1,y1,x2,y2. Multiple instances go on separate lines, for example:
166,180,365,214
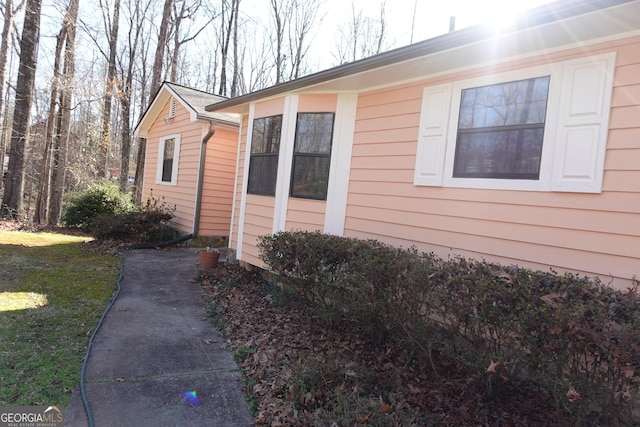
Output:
193,120,216,236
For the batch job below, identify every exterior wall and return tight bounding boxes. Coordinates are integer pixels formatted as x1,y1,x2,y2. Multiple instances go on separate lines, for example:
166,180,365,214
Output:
286,198,326,231
198,125,237,236
242,195,275,266
232,94,339,264
142,97,202,234
230,117,248,252
233,98,286,266
345,37,640,287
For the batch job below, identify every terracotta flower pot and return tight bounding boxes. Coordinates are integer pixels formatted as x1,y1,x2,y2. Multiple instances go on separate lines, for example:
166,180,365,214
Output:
199,250,220,268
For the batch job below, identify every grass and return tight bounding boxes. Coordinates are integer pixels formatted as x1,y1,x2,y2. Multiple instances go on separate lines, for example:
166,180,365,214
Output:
0,230,120,406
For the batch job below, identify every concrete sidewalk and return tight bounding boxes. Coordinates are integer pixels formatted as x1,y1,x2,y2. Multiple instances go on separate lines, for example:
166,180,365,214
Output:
64,248,253,427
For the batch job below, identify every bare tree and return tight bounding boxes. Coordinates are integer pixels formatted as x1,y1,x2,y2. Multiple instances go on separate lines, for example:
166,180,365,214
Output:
48,0,80,225
218,0,240,96
2,0,42,218
167,0,214,83
117,0,152,191
267,0,322,84
286,0,322,80
33,4,68,224
333,0,388,64
134,0,172,203
96,0,121,178
269,0,288,84
149,0,172,97
0,0,26,190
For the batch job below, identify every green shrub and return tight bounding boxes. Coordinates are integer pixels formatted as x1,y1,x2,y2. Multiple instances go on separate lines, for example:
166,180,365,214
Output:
62,182,138,231
258,231,640,425
91,194,176,242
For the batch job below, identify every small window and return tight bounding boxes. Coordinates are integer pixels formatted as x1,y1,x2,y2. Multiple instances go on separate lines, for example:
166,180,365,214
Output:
156,135,180,185
290,113,334,200
453,76,550,180
248,115,282,195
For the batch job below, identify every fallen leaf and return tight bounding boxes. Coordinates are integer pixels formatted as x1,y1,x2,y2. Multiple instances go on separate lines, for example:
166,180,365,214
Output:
486,360,503,373
566,386,580,402
379,403,393,414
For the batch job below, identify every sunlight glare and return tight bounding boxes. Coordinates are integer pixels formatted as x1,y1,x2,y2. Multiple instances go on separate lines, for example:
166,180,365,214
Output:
0,292,49,312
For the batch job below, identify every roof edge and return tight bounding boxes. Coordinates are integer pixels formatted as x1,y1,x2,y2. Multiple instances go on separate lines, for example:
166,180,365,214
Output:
205,0,633,112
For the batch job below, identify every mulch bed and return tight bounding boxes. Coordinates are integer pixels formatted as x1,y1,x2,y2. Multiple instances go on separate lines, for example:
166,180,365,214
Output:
200,263,560,426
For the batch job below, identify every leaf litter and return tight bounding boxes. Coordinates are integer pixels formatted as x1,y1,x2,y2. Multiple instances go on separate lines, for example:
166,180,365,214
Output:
201,263,560,426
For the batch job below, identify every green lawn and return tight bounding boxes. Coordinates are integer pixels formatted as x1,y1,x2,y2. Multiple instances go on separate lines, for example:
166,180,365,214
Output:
0,230,119,406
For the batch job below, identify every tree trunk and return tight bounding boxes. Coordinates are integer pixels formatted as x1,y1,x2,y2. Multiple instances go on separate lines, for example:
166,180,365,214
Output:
48,0,79,226
230,0,240,97
135,0,172,204
150,0,172,97
1,0,42,218
0,0,25,191
97,0,120,179
33,18,65,225
270,0,284,84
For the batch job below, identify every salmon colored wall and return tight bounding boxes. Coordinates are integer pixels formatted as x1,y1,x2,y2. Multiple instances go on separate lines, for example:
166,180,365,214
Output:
254,97,285,117
345,37,640,288
230,117,247,252
242,195,275,267
298,94,337,112
142,96,239,237
142,97,201,234
286,198,326,232
233,96,339,262
234,98,287,265
198,126,237,236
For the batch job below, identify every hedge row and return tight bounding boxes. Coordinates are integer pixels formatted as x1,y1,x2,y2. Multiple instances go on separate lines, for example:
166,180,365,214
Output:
258,231,640,425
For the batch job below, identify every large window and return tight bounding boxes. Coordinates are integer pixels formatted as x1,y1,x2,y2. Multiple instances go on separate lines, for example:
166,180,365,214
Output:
453,76,550,180
156,135,180,185
290,113,334,199
413,53,616,193
248,115,282,195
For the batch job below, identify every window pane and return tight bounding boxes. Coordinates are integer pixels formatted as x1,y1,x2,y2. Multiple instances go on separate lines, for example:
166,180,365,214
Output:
248,155,279,195
252,115,282,154
453,128,544,179
161,138,175,182
458,76,550,129
294,113,334,154
291,155,330,199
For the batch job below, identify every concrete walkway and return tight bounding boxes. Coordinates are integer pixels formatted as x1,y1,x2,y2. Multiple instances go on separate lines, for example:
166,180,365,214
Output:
64,248,253,427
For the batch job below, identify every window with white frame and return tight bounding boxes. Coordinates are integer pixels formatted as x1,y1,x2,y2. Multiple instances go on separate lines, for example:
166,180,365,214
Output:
248,115,283,195
156,135,180,185
453,76,550,180
414,52,616,193
290,112,335,200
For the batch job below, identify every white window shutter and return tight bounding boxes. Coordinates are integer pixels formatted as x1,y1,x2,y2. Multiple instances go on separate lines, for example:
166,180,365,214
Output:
551,52,616,193
414,83,452,186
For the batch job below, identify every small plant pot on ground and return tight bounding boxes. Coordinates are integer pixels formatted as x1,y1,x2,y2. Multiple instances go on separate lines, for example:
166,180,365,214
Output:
199,250,221,268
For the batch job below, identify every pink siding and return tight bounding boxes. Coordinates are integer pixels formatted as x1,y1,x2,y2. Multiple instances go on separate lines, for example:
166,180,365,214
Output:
242,195,275,267
286,198,326,232
142,98,201,234
142,96,238,237
298,94,337,112
230,117,248,252
345,37,640,288
199,126,237,236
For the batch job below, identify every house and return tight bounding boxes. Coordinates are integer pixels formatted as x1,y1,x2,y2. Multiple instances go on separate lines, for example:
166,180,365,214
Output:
205,0,640,288
134,82,240,240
